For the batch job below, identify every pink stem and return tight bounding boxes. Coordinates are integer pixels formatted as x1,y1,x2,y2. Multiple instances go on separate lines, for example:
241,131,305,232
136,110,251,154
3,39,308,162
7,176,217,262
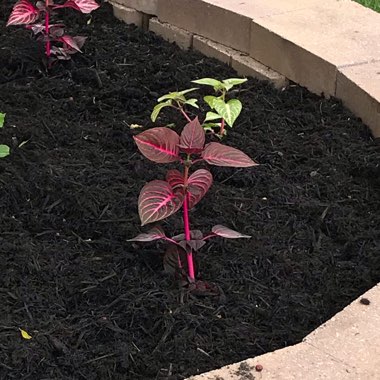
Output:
177,103,192,122
183,191,195,281
182,164,195,282
44,8,51,58
220,118,225,136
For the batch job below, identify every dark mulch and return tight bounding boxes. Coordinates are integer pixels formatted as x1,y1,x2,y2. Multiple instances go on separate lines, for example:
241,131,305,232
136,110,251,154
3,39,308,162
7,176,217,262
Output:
1,2,379,379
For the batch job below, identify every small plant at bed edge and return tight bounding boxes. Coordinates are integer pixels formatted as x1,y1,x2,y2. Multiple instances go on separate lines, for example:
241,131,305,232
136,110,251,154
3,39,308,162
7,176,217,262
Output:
6,0,99,64
0,113,10,159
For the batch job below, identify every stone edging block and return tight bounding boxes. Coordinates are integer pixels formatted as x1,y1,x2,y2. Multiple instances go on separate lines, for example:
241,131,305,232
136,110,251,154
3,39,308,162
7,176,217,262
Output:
157,0,251,53
149,18,193,50
336,61,380,138
110,0,158,15
111,2,144,27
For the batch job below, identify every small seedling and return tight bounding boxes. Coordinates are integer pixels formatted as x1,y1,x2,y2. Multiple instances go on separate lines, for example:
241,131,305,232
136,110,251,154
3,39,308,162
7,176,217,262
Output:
0,113,10,159
130,84,258,291
7,0,99,65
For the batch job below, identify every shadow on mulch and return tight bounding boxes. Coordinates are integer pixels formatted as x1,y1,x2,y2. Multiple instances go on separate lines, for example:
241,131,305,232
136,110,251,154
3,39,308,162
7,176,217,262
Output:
0,3,379,379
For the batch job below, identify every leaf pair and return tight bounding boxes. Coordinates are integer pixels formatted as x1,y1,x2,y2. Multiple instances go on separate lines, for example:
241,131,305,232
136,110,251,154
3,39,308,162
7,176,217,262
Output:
129,225,251,243
137,169,212,225
204,97,242,128
192,77,247,93
133,117,257,167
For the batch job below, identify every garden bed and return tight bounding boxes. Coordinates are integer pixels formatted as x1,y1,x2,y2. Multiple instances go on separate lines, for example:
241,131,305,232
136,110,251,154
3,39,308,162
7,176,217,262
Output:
1,3,379,379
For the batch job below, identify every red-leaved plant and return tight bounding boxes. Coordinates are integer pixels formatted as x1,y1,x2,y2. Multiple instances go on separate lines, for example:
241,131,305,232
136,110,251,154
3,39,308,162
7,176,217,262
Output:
7,0,99,63
129,115,258,290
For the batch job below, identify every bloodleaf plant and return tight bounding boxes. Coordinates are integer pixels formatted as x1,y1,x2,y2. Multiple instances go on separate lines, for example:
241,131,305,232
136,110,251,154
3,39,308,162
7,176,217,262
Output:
6,0,99,64
129,117,258,288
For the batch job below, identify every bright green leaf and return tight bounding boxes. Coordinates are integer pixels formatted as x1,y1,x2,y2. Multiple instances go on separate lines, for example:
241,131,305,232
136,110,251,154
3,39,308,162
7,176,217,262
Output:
0,145,10,158
192,78,225,91
178,87,198,96
204,111,221,122
157,88,197,103
223,78,247,87
192,78,222,88
0,113,5,128
184,98,199,108
157,92,184,103
151,99,173,122
204,95,218,109
213,99,242,128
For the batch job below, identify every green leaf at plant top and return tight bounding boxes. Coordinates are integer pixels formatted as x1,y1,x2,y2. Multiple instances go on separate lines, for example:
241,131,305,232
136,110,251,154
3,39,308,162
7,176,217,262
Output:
204,111,221,122
178,88,198,96
157,88,198,103
0,144,10,158
151,99,173,122
192,78,221,87
204,95,218,109
0,113,5,128
213,99,242,128
222,78,247,89
184,98,199,109
192,78,225,92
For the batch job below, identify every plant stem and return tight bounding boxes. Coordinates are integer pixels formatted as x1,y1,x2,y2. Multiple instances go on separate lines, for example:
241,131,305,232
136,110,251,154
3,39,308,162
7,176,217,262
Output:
183,163,195,282
176,102,192,122
220,118,225,137
44,5,51,59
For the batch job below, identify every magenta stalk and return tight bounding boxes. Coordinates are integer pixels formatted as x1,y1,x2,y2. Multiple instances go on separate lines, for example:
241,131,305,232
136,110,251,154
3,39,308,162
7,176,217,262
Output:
44,8,51,58
183,192,195,281
182,164,195,282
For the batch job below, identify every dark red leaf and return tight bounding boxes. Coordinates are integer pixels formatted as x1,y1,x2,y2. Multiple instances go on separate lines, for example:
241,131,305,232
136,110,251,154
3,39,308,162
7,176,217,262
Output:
7,0,39,26
179,117,205,154
138,180,184,226
56,0,99,13
187,169,212,208
59,35,83,52
166,169,184,191
134,127,180,164
172,230,205,251
48,24,65,38
128,226,166,242
166,169,212,209
172,230,204,241
202,142,258,168
163,245,184,275
25,22,44,34
212,225,251,239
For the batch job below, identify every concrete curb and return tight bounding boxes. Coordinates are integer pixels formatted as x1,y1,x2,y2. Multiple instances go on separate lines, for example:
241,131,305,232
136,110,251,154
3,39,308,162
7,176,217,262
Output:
108,0,380,138
187,283,380,379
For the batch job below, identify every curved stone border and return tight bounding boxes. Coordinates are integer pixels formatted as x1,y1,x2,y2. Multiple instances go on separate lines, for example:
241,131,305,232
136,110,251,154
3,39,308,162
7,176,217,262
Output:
187,283,380,380
109,0,380,138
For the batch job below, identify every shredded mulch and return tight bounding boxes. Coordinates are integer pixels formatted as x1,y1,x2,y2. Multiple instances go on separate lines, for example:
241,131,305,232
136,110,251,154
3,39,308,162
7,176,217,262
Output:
0,3,379,379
